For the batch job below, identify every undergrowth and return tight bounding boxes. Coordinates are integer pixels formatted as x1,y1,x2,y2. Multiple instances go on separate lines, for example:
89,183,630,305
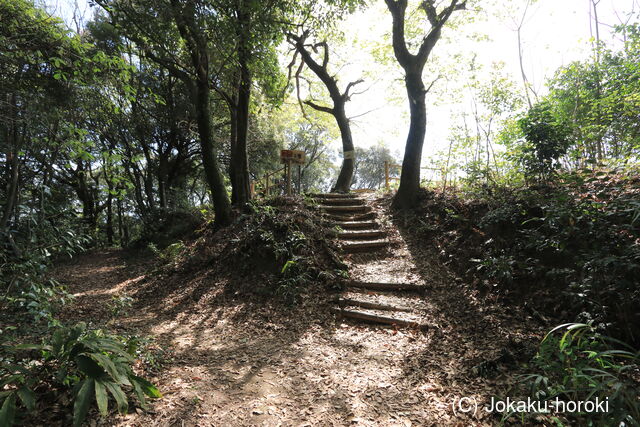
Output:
512,323,640,426
219,196,347,304
1,211,161,426
412,169,640,347
149,196,347,306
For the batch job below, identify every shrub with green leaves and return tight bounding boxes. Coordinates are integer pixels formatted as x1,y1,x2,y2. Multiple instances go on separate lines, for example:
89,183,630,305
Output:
518,323,639,426
0,322,161,426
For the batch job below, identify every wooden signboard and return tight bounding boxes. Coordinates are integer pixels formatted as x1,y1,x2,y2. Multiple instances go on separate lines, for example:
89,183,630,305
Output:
280,150,306,195
280,149,306,165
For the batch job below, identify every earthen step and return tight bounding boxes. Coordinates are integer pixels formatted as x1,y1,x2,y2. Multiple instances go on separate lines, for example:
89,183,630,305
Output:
334,221,379,230
321,205,370,214
341,240,387,253
337,298,412,312
338,230,386,240
346,281,425,292
326,212,377,222
331,307,427,330
312,193,357,199
319,198,365,206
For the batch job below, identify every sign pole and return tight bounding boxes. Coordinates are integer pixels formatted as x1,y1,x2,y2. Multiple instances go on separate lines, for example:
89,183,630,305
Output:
286,160,292,196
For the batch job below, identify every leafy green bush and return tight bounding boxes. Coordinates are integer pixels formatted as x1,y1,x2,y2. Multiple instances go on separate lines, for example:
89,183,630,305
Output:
148,241,186,265
1,210,89,323
519,323,639,426
516,102,571,181
0,322,161,426
109,293,134,317
414,171,640,347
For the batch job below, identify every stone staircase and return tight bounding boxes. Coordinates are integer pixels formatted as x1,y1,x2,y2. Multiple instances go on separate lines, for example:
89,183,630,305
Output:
313,193,428,330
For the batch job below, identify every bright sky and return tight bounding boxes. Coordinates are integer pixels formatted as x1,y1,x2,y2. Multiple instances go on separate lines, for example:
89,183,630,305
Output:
45,0,638,166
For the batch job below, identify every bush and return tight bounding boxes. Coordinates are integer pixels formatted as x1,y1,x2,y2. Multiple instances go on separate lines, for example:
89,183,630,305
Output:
0,322,160,426
518,323,639,426
412,171,640,346
516,101,571,181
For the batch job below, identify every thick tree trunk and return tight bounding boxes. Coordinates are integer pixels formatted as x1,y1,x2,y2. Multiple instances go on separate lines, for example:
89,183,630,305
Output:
384,0,464,209
231,67,251,205
394,71,427,209
231,6,252,207
193,79,232,226
228,103,238,201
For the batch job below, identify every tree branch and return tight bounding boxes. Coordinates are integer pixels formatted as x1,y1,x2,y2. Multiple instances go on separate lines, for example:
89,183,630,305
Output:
343,79,364,99
304,100,334,115
384,0,413,68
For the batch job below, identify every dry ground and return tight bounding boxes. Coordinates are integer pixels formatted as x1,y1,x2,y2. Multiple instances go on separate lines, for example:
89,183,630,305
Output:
51,198,545,427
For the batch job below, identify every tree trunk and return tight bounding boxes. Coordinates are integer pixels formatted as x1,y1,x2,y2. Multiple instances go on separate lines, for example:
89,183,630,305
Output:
228,102,238,200
231,5,252,207
169,0,233,227
384,0,465,209
117,196,124,247
290,33,359,193
394,71,426,209
106,192,114,245
103,165,115,245
193,79,232,226
1,150,19,231
141,147,155,211
158,152,169,208
331,105,355,193
231,67,251,205
1,95,20,232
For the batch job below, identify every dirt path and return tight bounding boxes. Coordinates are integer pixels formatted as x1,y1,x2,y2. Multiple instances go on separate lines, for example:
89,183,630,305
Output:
51,199,542,427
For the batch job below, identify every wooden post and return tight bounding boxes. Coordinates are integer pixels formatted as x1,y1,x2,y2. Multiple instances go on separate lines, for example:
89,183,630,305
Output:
265,174,270,196
297,164,302,194
384,161,390,191
286,160,292,196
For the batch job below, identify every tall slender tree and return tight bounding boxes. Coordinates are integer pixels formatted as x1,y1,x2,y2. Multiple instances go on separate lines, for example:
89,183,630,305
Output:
385,0,466,208
288,31,363,193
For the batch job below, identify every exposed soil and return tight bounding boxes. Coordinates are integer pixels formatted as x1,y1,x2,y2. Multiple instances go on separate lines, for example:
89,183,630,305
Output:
50,196,547,426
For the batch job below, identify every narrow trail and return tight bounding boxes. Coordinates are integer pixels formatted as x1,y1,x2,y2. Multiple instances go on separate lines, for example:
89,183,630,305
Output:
315,193,429,330
51,194,541,426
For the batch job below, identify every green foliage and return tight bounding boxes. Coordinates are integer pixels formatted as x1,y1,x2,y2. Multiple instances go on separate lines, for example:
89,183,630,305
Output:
0,323,161,426
221,198,345,304
475,175,640,343
518,323,639,426
418,170,640,346
109,293,134,317
275,256,313,304
148,241,186,266
516,102,571,180
1,209,90,323
353,144,399,190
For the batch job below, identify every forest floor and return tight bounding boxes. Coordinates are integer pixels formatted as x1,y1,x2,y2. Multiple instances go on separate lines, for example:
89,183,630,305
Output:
51,196,546,427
